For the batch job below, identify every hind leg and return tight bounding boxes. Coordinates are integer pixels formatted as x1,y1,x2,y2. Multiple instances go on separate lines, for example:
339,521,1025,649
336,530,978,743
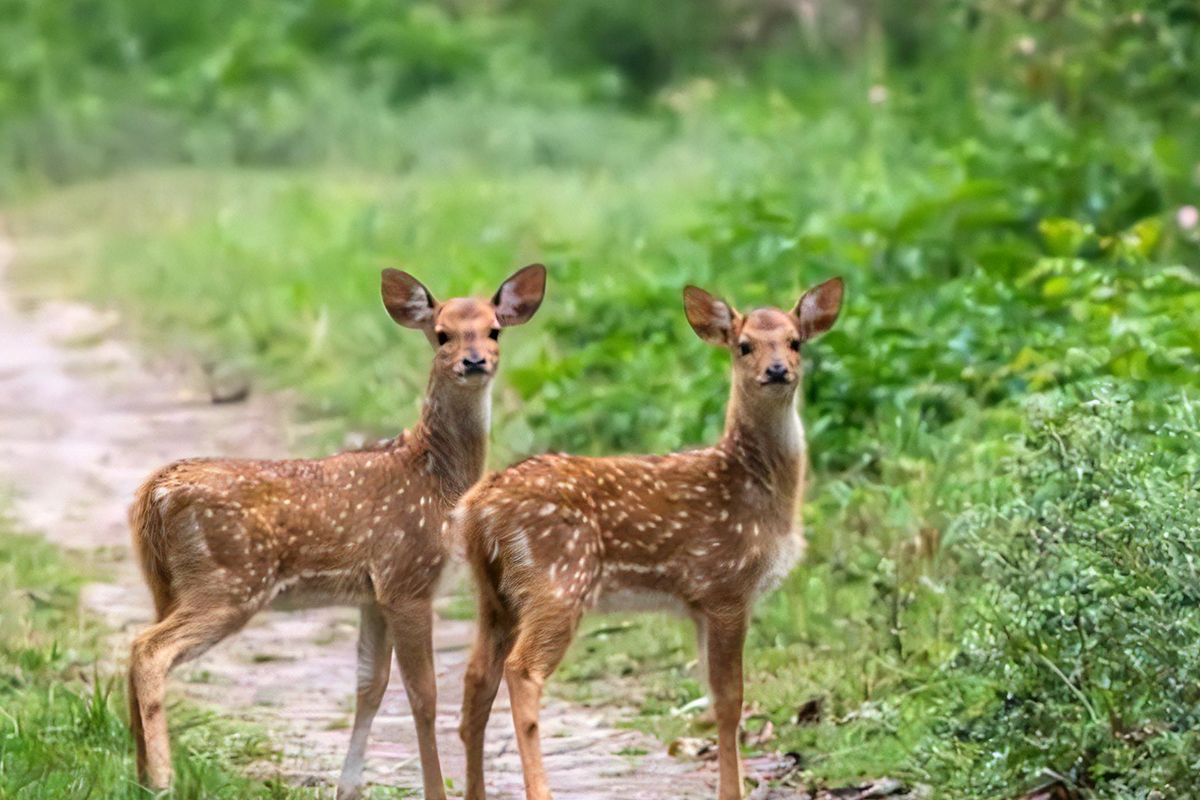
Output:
504,603,581,800
128,669,147,775
337,604,392,800
129,602,248,789
691,614,720,725
461,594,516,800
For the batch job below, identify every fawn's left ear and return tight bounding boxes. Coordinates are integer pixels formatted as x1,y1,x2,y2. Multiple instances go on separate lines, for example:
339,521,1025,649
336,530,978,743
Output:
492,264,547,327
792,277,844,340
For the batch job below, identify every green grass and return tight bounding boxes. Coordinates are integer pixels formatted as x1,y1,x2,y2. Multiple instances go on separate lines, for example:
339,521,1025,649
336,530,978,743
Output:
0,509,321,799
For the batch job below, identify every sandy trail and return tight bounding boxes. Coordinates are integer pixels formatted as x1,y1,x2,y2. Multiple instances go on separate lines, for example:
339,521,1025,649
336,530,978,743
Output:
0,237,725,798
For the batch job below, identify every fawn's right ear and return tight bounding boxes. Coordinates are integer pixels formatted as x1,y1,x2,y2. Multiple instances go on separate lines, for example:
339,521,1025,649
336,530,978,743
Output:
684,286,740,346
381,269,437,329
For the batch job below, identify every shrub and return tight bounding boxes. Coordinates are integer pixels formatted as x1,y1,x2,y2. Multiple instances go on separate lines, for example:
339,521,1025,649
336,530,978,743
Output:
922,386,1200,796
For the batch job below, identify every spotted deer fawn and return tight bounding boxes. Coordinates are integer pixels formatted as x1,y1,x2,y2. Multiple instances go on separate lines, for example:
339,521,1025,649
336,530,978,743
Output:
455,278,843,800
127,265,546,799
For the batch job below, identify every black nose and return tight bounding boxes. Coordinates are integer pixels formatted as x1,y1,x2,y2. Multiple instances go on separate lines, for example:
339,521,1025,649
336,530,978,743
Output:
764,363,789,382
462,355,488,374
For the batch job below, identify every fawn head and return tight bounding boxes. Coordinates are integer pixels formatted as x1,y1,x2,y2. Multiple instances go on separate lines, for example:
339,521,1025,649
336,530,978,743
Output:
684,277,843,397
381,264,546,386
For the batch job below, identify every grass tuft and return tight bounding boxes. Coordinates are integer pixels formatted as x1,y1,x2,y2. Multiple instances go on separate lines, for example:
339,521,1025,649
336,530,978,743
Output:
0,512,321,799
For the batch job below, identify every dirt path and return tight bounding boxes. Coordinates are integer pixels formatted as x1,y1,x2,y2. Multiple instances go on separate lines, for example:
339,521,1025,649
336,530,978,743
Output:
0,237,735,798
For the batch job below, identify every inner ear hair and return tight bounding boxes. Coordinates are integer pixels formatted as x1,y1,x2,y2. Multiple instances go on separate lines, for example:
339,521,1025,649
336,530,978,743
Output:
492,263,547,327
381,268,437,329
794,277,844,340
684,286,739,346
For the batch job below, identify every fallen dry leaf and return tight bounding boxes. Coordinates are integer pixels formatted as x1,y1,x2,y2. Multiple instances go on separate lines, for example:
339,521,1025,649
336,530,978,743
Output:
742,718,776,748
667,737,719,761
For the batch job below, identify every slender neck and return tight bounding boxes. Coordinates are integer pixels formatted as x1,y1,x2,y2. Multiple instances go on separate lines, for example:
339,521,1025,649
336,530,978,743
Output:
720,378,804,498
411,373,492,501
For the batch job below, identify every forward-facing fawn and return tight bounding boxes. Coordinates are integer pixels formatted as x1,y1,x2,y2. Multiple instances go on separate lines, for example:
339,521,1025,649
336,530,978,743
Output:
456,277,843,800
127,265,546,799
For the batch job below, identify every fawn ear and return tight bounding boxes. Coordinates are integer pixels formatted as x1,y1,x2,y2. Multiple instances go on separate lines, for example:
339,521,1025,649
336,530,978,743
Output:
492,263,546,327
684,286,739,346
381,269,437,329
792,277,844,340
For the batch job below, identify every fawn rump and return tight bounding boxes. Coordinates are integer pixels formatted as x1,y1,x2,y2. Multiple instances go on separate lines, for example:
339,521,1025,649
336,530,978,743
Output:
127,264,546,800
455,278,843,800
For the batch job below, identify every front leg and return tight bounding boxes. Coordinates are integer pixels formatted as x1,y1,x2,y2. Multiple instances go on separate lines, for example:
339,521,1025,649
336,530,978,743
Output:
705,610,748,800
388,600,448,800
337,604,392,800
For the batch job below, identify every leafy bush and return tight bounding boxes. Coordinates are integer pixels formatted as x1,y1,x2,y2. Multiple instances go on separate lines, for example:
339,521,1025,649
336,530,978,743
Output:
917,387,1200,796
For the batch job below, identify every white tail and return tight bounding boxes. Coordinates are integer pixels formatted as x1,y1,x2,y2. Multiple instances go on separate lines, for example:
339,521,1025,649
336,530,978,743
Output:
127,265,546,799
456,278,843,800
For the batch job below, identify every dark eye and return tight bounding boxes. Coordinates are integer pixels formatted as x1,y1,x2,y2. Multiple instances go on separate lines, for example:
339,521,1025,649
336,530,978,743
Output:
739,342,752,356
436,331,449,346
789,339,801,352
488,328,500,341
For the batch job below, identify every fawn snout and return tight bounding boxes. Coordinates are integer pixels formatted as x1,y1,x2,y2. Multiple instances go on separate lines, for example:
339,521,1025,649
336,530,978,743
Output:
461,352,488,376
762,360,791,385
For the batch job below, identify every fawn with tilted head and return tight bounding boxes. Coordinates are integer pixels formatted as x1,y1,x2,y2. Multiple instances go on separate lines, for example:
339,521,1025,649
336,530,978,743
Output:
455,277,843,800
126,264,546,800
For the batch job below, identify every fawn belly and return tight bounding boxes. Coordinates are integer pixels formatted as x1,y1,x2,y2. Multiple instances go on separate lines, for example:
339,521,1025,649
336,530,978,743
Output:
593,586,692,616
591,560,694,617
268,575,373,610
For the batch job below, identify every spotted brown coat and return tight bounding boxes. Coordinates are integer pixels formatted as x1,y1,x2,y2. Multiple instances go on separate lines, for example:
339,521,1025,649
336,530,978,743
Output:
455,277,844,800
126,264,546,800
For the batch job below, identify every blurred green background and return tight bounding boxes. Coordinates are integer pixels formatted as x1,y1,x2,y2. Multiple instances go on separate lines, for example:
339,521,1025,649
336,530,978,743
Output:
2,1,1199,797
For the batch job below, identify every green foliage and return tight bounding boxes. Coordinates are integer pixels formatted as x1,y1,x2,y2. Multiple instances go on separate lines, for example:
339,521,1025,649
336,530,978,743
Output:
0,0,557,185
515,0,727,101
919,388,1200,796
0,515,317,798
965,0,1200,119
5,0,1200,191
